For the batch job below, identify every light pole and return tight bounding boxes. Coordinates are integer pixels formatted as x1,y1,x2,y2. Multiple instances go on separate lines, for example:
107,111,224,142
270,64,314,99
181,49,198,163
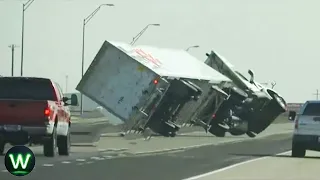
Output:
80,3,114,115
185,45,199,52
20,0,35,77
65,75,69,93
130,24,160,45
9,44,19,77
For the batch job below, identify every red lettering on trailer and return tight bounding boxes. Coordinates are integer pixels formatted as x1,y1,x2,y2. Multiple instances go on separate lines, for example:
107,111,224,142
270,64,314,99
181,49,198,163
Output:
134,49,162,68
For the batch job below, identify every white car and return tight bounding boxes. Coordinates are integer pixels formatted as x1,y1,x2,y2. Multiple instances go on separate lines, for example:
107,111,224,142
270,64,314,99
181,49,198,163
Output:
289,100,320,157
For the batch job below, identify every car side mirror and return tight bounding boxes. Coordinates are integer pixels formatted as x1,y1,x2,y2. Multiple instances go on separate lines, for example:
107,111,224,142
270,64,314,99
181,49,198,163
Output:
70,94,79,106
62,97,69,103
288,111,296,121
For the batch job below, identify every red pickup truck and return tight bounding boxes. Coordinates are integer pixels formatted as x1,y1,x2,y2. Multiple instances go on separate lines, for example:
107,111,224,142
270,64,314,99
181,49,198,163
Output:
0,77,78,157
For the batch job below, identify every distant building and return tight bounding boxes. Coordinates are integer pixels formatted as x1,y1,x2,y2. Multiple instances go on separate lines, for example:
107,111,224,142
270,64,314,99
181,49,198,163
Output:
286,103,303,112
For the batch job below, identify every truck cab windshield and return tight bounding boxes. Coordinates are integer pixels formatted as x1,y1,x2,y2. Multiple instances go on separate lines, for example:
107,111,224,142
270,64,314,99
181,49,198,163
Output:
0,78,57,101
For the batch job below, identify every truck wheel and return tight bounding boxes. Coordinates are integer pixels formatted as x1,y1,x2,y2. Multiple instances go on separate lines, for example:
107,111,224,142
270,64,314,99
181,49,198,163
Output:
291,142,306,158
208,124,226,137
57,131,70,156
229,128,246,136
169,132,176,137
246,131,256,138
43,127,57,157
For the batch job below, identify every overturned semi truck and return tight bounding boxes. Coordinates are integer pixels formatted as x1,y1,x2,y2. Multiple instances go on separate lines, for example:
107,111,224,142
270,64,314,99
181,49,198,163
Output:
76,41,231,137
198,51,288,138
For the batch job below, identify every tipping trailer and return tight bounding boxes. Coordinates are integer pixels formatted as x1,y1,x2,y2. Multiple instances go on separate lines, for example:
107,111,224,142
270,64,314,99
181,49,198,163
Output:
76,41,231,137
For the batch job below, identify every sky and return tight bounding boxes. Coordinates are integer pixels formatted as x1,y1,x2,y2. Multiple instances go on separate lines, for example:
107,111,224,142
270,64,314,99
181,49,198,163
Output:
0,0,319,103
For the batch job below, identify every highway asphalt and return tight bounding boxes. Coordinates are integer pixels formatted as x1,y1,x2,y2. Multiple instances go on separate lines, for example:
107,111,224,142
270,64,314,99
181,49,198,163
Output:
194,150,320,180
0,133,292,180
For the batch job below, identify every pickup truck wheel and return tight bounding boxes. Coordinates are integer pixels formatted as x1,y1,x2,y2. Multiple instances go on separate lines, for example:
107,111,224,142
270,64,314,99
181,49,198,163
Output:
43,128,57,157
291,142,306,158
57,131,70,156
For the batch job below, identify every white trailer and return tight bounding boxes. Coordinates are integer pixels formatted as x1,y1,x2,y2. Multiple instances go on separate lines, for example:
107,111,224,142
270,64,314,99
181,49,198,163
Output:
76,41,231,136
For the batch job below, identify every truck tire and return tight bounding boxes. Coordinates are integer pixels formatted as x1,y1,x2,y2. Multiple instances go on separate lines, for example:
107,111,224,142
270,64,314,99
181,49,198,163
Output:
208,124,226,137
43,127,57,157
291,142,306,158
169,132,177,137
229,128,246,136
57,130,70,156
246,131,256,138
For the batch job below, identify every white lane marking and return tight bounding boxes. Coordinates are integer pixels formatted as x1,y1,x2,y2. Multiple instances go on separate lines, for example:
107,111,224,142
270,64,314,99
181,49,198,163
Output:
42,164,54,167
61,161,71,164
77,163,84,165
90,156,100,160
1,170,8,173
90,156,104,160
103,155,114,159
86,161,93,164
183,150,291,180
76,159,86,162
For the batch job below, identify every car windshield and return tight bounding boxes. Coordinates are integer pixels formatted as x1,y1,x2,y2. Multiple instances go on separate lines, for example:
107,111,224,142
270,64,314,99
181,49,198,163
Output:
302,102,320,116
0,78,57,100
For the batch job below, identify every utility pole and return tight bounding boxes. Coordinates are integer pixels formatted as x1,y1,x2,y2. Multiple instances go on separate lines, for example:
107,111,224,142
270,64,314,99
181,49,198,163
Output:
21,0,35,76
8,44,19,76
80,3,114,115
313,89,319,100
65,75,68,93
130,24,160,45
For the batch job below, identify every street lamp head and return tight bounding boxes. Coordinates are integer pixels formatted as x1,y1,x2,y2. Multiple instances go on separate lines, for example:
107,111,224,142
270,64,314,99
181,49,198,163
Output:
193,45,200,48
101,4,115,7
150,23,160,26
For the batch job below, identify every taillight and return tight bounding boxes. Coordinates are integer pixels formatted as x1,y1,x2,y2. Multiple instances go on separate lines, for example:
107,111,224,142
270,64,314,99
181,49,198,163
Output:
212,114,216,119
294,115,299,129
153,79,158,84
44,107,51,117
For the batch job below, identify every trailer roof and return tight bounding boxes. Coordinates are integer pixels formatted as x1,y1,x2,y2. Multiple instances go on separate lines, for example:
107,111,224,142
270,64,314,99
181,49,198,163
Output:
105,41,231,83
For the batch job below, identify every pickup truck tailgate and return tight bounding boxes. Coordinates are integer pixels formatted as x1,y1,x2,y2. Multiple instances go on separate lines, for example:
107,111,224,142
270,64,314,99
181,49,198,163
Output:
0,100,48,125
